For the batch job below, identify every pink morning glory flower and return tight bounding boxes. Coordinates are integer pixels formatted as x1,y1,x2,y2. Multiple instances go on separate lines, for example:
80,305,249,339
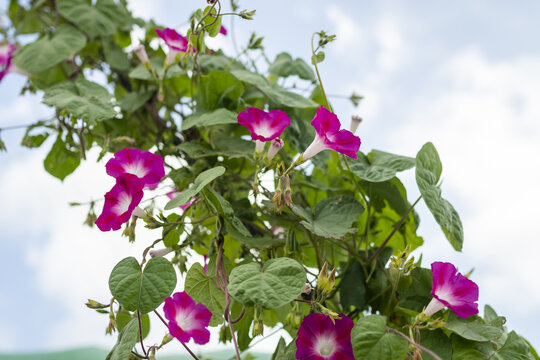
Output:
219,25,227,35
95,174,145,232
163,291,212,345
166,189,196,211
105,148,165,190
0,43,21,81
237,107,290,153
155,28,190,65
296,313,354,360
301,106,361,160
424,262,479,318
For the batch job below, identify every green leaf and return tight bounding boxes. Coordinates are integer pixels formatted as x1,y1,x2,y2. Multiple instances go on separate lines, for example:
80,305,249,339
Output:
182,108,238,130
108,256,177,314
444,317,504,342
419,329,452,360
416,142,464,251
351,315,409,360
119,89,154,113
165,166,226,210
202,188,251,237
115,311,150,340
43,78,117,124
56,0,120,38
202,6,222,37
269,52,316,81
339,260,366,311
228,258,306,309
231,69,318,109
311,51,325,65
43,137,81,181
129,57,184,80
105,318,139,360
451,331,532,360
348,150,415,182
103,41,130,71
184,263,226,326
13,24,86,74
293,195,364,239
197,70,244,111
397,267,432,313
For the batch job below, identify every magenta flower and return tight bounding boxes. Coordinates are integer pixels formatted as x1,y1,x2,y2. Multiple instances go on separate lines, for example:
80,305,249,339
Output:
301,106,361,160
0,43,17,81
155,28,191,65
166,189,196,211
296,313,354,360
95,174,145,232
424,262,479,318
163,291,212,345
106,148,165,190
219,25,227,35
237,107,290,153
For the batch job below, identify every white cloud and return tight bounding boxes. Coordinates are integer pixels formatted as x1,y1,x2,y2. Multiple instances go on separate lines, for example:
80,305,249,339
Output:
386,49,540,325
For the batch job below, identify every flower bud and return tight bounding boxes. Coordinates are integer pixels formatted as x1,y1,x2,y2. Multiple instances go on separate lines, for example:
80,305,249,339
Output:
350,115,362,133
160,333,174,347
85,299,109,309
132,206,146,218
133,45,150,65
252,319,264,337
283,174,293,207
165,49,179,66
266,138,284,161
302,283,312,295
149,247,174,258
105,311,116,335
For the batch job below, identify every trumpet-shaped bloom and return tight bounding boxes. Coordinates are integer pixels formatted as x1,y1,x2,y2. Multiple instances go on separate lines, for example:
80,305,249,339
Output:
163,291,212,345
302,106,361,160
95,174,144,231
106,148,165,189
237,107,290,152
0,43,17,81
296,313,354,360
424,262,479,318
155,28,189,52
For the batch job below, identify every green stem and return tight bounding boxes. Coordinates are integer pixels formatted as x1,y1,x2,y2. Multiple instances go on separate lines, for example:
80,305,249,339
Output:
311,33,331,111
365,195,422,264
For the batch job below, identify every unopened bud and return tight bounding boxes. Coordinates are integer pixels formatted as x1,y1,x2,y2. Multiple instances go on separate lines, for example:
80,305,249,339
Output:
149,247,174,258
252,319,264,337
132,206,146,218
105,312,116,335
302,283,312,295
255,139,265,155
133,45,150,65
160,333,174,347
350,115,362,133
266,138,284,161
86,299,109,310
283,174,293,207
239,9,256,20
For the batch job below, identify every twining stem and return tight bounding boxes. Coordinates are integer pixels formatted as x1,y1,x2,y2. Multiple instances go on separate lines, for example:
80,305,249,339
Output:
154,310,200,360
137,310,147,356
311,33,331,111
386,327,443,360
215,217,242,360
365,195,422,264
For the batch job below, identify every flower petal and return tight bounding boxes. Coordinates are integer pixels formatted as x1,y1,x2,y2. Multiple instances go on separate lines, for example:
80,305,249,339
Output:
324,129,361,158
155,28,188,52
311,106,341,137
106,148,165,189
95,174,144,231
163,291,212,345
237,107,290,141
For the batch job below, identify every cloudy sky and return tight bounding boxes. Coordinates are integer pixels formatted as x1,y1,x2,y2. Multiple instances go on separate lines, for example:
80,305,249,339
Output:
1,0,539,354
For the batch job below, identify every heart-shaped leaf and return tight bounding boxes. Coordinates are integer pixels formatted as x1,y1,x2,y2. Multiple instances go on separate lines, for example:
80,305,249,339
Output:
228,257,306,309
109,257,177,314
